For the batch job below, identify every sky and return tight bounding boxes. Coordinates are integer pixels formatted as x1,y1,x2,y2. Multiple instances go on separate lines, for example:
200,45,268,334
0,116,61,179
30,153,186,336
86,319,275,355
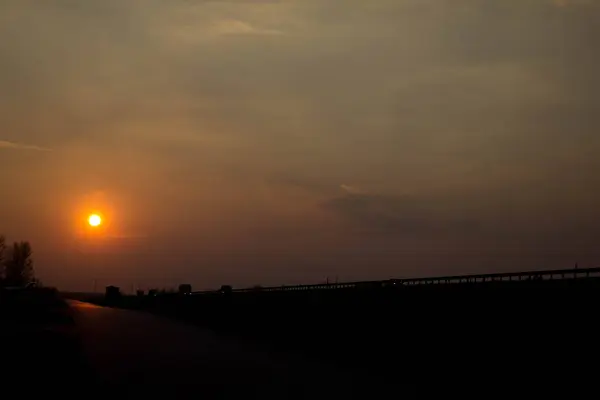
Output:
1,0,599,292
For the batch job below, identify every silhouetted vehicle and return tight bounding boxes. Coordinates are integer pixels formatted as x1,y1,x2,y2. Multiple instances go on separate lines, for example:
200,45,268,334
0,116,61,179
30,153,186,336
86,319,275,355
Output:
382,279,401,288
105,286,121,303
220,285,232,295
179,284,192,295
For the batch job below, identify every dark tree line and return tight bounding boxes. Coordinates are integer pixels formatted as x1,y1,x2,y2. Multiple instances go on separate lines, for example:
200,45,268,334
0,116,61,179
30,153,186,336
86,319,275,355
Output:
0,235,35,287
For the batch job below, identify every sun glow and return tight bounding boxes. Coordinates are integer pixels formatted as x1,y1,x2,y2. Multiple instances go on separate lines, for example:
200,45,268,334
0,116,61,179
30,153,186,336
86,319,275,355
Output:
88,214,102,227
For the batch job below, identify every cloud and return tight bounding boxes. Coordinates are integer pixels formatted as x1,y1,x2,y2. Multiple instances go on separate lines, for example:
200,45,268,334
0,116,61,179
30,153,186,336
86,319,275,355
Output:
209,19,284,36
552,0,594,7
104,232,148,240
340,184,364,195
0,140,52,151
322,192,478,236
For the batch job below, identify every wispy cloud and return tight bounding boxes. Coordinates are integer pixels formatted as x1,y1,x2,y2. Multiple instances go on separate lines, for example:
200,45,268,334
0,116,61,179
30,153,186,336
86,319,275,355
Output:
0,140,52,151
340,184,365,195
322,192,479,237
210,19,284,36
553,0,594,7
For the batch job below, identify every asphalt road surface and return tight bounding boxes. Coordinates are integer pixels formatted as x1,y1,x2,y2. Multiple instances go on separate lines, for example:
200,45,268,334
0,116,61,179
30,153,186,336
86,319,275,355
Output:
69,301,390,398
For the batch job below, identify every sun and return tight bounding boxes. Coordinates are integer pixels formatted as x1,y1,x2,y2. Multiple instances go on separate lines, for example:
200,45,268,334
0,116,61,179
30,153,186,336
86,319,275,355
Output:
88,214,102,227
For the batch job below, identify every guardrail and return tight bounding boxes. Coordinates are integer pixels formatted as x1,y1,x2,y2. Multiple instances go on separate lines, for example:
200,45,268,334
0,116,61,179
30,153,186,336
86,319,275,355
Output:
190,267,600,295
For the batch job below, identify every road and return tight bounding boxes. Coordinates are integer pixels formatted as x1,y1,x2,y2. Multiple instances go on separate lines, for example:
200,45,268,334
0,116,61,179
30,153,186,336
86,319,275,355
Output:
69,301,388,397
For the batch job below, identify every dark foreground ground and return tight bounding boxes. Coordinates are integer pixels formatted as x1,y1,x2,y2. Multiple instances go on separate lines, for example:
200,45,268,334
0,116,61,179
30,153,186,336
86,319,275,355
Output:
73,277,600,398
0,287,91,392
4,278,599,398
1,287,391,398
68,300,388,397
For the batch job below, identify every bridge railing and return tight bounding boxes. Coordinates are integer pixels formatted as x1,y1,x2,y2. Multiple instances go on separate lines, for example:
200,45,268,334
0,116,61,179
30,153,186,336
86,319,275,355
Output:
190,267,600,296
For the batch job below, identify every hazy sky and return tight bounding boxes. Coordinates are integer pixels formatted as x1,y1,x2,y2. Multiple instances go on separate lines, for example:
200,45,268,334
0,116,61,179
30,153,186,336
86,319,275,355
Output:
1,0,599,291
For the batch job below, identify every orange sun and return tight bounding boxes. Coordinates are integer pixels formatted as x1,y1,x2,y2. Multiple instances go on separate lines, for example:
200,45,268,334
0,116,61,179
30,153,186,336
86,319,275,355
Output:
88,214,102,227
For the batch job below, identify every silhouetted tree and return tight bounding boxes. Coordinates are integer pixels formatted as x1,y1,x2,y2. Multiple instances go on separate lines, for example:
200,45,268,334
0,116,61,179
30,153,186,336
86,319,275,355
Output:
4,241,34,287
